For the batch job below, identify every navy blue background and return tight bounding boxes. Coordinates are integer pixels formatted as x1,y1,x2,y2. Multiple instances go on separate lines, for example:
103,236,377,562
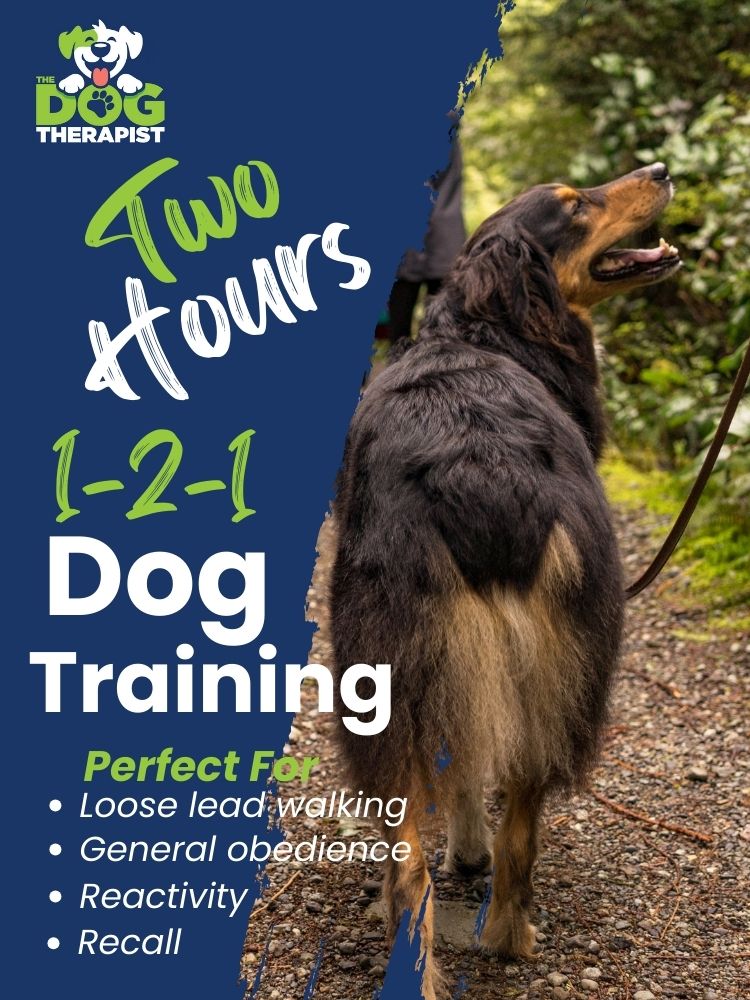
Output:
5,3,505,996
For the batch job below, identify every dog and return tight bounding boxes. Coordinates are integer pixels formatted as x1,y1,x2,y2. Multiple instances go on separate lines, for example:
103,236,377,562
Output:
330,164,681,998
58,21,144,95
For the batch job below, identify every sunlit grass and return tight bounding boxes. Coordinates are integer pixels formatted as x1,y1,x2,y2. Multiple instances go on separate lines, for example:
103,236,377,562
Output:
602,452,750,623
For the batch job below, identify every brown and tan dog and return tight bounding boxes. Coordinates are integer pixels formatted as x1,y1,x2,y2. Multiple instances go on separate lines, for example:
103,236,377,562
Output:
331,164,680,998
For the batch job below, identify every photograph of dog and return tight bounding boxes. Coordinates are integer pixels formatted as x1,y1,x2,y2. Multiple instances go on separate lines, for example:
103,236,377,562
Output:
330,164,681,999
58,21,144,95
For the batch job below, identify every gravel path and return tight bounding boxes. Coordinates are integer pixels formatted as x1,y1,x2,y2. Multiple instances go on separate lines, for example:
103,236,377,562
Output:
242,504,749,999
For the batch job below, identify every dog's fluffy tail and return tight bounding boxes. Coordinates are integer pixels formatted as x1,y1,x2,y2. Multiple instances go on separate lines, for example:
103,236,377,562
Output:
331,521,620,808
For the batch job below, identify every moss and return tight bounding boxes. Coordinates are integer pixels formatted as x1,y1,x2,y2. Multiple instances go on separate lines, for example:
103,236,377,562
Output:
669,627,718,643
601,451,750,625
601,453,680,517
714,613,750,632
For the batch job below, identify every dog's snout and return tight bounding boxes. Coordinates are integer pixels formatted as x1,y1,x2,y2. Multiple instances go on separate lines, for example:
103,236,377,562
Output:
648,162,670,182
628,162,671,184
91,41,110,56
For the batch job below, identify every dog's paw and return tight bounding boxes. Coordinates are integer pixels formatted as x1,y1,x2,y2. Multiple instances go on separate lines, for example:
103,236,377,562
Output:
87,90,115,119
442,849,492,877
480,906,540,960
58,73,85,94
444,809,493,879
116,74,143,94
420,959,449,1000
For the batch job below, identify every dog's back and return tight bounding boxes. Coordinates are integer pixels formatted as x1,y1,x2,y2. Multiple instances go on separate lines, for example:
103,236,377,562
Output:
332,334,622,803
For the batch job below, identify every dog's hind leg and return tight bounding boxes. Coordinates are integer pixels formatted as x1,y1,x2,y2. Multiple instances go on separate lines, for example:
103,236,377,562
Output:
383,810,445,1000
443,776,492,876
481,785,543,959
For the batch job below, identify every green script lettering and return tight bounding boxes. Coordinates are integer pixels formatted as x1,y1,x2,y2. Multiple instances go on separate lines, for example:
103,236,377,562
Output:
85,158,280,283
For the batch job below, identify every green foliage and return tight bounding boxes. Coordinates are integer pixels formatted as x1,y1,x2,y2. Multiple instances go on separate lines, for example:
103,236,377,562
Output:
602,453,750,615
462,0,750,595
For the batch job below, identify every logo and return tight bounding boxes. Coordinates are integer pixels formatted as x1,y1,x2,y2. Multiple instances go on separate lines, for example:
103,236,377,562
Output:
35,21,166,144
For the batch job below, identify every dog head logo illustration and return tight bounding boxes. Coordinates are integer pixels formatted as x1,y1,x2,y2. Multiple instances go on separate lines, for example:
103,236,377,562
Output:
58,21,144,95
35,20,165,143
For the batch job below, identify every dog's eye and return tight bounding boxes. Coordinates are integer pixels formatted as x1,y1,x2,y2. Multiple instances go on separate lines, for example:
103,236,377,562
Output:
571,198,585,216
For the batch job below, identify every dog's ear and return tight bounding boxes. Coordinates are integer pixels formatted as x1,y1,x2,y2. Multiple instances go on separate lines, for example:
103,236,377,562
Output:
453,227,584,363
58,26,96,59
118,27,144,59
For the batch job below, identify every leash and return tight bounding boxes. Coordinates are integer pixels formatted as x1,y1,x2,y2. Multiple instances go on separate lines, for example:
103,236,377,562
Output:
625,336,750,600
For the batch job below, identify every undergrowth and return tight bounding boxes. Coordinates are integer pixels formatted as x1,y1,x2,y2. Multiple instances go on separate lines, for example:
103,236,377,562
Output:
602,452,750,628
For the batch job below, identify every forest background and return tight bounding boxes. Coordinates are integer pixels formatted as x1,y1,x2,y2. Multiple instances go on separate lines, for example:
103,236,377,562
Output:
459,0,750,620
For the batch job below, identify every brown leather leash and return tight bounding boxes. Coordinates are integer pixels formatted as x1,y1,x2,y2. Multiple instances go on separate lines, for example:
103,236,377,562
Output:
625,337,750,600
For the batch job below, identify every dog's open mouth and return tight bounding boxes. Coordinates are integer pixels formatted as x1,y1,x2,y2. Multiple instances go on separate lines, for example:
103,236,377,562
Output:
83,55,111,87
591,237,681,283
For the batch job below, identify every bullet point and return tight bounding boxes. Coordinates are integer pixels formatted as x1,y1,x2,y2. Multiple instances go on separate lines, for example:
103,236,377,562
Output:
49,799,62,812
49,843,62,856
47,937,60,950
49,890,62,903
